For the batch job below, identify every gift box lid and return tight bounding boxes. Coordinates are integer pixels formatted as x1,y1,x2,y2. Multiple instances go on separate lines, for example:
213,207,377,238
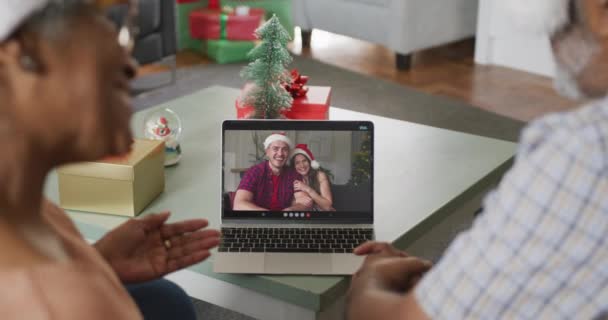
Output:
291,86,331,110
237,84,331,108
57,139,164,181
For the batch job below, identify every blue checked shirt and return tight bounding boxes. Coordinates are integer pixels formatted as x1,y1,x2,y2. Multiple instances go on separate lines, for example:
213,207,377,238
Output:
415,98,608,319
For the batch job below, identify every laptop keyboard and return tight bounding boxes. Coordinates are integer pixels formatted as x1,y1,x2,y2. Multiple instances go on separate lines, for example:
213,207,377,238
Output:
218,227,374,253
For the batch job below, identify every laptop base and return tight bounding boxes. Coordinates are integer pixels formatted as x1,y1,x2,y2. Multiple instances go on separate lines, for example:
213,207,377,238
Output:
213,252,364,275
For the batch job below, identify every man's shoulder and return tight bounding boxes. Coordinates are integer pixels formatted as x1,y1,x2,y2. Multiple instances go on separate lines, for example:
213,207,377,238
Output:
520,99,608,155
247,161,268,174
240,162,268,186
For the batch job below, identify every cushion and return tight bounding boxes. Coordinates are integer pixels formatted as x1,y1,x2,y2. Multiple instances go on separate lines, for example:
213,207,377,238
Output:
105,0,160,37
132,33,163,65
137,0,161,37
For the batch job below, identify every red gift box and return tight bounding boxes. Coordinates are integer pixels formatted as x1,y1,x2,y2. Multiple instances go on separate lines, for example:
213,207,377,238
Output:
189,8,265,41
235,83,331,119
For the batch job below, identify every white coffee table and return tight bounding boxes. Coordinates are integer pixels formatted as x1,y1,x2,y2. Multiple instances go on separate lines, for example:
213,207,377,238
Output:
45,86,516,320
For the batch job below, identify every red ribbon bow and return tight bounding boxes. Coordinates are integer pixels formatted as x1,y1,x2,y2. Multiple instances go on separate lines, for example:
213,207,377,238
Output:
284,69,309,98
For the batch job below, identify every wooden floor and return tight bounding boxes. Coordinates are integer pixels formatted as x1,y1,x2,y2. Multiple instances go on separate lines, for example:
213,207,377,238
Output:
138,29,579,122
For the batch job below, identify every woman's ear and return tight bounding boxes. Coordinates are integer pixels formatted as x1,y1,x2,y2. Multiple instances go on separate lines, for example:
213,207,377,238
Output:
0,40,21,66
0,36,46,93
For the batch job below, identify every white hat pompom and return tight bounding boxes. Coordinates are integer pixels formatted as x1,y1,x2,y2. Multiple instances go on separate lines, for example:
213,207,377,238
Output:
311,160,320,170
499,0,570,35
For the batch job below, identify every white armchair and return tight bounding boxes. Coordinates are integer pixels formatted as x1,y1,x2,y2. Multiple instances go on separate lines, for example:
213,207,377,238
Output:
293,0,478,69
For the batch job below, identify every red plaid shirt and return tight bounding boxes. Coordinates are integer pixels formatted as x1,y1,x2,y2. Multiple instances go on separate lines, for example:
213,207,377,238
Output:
237,161,301,210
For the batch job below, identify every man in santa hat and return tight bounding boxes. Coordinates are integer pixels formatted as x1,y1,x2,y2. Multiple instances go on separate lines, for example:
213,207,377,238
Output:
234,133,313,211
347,1,608,319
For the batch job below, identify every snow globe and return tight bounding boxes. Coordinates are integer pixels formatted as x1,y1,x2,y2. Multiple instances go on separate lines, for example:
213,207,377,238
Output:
144,108,182,166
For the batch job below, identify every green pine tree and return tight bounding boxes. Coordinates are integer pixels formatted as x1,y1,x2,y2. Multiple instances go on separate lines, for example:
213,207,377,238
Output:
240,15,293,119
348,133,372,186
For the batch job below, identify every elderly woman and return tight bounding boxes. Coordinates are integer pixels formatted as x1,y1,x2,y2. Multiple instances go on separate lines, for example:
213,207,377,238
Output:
0,1,220,319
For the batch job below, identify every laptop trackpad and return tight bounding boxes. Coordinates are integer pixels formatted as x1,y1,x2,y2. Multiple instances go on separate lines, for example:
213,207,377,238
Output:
264,253,332,274
214,253,265,274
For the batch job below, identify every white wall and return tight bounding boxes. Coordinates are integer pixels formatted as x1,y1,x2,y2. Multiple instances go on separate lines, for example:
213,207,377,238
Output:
297,131,352,185
475,0,555,77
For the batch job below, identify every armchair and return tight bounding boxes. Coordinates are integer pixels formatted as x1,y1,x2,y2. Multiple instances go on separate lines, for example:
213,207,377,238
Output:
107,0,177,85
293,0,478,70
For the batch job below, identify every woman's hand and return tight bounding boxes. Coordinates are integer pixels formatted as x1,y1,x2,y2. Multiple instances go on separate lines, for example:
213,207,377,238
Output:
94,211,221,284
294,180,313,194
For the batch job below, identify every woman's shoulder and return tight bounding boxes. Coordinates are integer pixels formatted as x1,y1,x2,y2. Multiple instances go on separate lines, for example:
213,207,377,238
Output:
0,262,141,319
316,170,328,181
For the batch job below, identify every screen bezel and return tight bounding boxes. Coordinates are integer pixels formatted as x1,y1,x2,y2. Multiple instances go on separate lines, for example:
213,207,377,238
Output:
221,120,374,224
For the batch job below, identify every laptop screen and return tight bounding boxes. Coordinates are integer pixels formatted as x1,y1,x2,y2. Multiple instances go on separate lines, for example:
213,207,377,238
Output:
222,120,373,223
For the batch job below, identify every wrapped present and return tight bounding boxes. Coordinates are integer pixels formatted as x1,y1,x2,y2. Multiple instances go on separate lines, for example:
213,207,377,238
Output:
206,39,255,64
208,0,219,9
236,70,331,119
189,7,265,41
221,0,294,38
283,85,331,119
57,139,165,217
176,0,205,51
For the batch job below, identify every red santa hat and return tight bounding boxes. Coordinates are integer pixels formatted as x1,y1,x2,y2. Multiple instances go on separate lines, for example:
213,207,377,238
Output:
291,144,320,170
263,132,294,150
501,0,570,35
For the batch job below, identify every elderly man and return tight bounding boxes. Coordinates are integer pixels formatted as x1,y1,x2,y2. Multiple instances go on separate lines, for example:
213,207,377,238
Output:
347,0,608,319
234,133,312,211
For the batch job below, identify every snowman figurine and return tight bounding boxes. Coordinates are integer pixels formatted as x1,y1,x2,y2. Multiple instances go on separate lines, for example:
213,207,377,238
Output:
144,109,182,166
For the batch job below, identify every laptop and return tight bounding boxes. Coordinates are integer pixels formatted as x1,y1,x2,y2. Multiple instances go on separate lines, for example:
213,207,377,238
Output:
214,120,375,275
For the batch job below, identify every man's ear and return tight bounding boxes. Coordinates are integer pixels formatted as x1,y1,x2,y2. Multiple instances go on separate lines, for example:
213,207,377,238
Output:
0,37,44,75
582,0,608,38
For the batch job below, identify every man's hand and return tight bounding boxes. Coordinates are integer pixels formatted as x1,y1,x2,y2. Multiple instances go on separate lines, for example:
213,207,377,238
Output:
295,194,314,208
285,197,313,211
346,241,432,320
94,211,221,283
352,241,432,293
285,189,313,211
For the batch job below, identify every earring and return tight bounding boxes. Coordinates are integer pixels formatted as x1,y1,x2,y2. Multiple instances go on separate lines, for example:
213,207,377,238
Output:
19,55,39,72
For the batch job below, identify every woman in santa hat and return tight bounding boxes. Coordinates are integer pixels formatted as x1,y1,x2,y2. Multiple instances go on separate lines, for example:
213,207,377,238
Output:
289,144,335,211
0,1,219,319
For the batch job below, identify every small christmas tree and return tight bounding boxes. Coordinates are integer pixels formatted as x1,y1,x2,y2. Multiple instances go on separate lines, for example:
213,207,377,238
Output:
240,15,293,119
348,133,372,186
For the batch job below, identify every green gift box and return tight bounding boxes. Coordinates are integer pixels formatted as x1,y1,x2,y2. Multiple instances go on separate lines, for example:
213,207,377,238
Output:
206,40,255,64
176,0,205,51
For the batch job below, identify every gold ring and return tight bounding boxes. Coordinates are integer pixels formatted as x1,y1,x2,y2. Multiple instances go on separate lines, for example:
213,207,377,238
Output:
164,239,172,249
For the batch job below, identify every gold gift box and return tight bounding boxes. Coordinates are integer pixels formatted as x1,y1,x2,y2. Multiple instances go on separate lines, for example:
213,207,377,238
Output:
57,139,165,217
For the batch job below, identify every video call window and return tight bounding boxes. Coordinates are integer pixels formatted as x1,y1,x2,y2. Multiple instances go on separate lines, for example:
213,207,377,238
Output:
222,130,372,215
